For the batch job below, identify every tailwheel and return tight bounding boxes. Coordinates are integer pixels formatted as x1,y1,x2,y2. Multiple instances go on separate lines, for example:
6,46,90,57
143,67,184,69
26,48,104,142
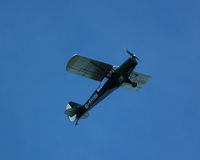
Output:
75,119,79,125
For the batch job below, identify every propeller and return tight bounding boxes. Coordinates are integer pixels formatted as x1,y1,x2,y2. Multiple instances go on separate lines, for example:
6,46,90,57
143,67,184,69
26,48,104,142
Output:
124,48,141,61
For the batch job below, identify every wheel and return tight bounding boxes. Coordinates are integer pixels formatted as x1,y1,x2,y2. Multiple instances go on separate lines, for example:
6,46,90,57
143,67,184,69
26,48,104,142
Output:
132,82,137,87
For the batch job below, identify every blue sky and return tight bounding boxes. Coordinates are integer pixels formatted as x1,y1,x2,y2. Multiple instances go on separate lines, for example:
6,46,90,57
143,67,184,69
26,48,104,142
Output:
0,0,200,159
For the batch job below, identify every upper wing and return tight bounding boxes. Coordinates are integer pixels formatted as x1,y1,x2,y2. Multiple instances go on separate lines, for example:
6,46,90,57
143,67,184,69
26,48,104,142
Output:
66,54,113,81
121,71,151,91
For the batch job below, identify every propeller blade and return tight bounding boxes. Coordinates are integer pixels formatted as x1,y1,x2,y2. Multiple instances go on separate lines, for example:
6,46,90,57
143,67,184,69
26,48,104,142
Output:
124,48,141,61
135,56,141,61
124,48,133,57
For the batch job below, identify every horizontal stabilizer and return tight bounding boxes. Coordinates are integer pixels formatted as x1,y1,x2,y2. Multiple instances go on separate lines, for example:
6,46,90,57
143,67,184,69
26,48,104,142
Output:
81,112,89,119
65,101,89,122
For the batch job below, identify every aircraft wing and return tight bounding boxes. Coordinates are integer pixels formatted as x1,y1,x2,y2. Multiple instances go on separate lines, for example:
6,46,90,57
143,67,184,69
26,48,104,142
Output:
66,54,113,81
121,71,151,91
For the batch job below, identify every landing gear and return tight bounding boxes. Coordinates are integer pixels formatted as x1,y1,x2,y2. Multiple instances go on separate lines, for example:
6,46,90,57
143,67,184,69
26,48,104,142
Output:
125,78,137,88
75,119,79,125
132,82,137,88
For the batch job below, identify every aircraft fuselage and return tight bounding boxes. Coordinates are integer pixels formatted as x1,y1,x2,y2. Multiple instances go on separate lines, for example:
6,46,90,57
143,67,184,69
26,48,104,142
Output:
80,57,138,118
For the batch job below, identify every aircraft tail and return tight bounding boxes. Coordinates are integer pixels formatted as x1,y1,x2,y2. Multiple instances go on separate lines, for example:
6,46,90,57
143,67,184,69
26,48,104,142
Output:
65,101,89,122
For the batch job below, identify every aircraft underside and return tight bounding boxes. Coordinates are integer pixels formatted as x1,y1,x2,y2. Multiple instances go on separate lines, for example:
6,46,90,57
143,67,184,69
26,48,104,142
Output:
65,49,151,125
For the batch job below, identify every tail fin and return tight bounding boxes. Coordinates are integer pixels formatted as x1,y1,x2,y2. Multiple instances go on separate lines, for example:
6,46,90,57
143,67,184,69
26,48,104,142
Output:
65,101,89,122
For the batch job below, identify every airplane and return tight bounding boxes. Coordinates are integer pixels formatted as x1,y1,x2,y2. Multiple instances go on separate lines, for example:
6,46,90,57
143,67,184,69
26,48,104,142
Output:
65,48,151,125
